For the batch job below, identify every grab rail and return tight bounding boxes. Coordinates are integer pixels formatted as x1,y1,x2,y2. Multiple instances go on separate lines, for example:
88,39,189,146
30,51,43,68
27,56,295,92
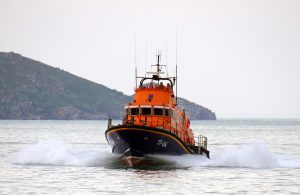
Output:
122,115,172,131
195,135,208,150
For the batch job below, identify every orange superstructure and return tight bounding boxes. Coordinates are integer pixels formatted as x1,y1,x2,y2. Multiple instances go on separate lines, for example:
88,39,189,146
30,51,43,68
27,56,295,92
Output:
122,54,195,146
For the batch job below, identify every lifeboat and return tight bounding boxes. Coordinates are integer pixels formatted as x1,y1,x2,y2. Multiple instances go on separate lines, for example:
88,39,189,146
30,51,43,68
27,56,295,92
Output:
105,51,210,161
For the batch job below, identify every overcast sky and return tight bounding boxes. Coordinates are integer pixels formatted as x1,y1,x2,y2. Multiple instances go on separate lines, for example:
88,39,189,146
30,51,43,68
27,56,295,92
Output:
1,0,300,118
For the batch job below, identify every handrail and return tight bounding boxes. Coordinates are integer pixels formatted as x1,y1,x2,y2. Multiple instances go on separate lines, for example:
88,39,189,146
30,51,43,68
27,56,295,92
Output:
122,115,172,131
195,135,208,150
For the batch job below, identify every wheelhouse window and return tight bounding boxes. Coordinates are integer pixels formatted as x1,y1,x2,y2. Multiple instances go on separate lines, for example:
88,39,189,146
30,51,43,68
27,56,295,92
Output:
154,108,163,116
131,108,139,115
142,108,151,115
165,109,170,117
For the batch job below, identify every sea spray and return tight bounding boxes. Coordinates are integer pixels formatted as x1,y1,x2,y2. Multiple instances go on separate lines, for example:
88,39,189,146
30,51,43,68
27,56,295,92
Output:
209,143,280,168
155,143,300,169
14,140,300,169
277,155,300,168
13,139,113,167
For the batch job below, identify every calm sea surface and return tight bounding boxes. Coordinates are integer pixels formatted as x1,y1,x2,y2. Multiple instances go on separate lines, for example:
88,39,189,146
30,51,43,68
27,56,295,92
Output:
0,119,299,194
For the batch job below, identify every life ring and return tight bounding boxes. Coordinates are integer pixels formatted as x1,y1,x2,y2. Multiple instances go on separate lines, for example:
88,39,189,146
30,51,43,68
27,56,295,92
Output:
186,119,190,129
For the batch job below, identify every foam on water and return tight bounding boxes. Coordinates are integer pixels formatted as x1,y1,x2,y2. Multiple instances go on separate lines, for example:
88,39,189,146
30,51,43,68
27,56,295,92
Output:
158,143,300,169
206,143,280,168
13,139,300,169
13,140,115,167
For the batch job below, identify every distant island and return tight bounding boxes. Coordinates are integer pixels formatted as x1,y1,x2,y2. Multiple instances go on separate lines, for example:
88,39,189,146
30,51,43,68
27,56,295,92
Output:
0,51,216,120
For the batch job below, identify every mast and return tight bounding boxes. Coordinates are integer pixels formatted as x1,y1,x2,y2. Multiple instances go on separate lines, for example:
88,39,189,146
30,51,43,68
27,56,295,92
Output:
135,36,137,88
135,67,137,88
175,30,178,104
156,49,161,74
176,64,178,104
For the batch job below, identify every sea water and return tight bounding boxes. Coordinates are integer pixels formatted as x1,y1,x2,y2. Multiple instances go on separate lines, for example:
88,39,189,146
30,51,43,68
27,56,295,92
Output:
0,119,299,194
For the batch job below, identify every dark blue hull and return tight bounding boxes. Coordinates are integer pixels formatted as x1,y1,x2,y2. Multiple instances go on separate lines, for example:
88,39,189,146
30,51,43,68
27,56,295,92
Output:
105,125,196,157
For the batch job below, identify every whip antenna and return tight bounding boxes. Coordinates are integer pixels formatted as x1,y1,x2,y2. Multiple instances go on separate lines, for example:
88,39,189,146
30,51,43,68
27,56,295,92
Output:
176,30,178,104
145,41,148,76
135,36,137,88
165,41,168,66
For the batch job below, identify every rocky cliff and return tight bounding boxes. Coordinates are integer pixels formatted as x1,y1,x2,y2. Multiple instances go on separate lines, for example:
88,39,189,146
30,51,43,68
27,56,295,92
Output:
0,52,216,120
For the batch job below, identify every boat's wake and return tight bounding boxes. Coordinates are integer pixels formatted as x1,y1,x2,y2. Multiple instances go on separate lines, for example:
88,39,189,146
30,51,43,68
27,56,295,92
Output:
13,139,300,169
13,140,113,167
158,144,300,169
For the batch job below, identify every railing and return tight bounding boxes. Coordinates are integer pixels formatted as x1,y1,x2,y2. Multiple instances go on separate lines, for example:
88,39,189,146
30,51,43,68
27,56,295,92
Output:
122,115,172,131
195,135,208,150
190,135,209,158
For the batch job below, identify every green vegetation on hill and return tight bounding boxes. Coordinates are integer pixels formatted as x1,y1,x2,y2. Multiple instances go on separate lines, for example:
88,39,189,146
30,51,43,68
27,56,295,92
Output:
0,52,216,120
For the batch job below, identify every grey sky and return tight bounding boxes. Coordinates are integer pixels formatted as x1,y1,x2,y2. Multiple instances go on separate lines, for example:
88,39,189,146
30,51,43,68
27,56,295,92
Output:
1,0,300,118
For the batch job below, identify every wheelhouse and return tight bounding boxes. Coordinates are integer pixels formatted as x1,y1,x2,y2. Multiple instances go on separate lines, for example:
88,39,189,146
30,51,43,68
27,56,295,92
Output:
120,51,195,145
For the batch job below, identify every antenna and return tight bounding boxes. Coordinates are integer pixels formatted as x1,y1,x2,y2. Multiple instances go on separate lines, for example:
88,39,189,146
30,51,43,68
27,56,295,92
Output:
165,41,168,66
175,30,178,104
135,36,137,88
135,35,137,68
135,67,137,88
176,29,178,66
156,49,161,73
165,41,169,77
176,64,178,104
175,29,178,132
145,41,148,76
